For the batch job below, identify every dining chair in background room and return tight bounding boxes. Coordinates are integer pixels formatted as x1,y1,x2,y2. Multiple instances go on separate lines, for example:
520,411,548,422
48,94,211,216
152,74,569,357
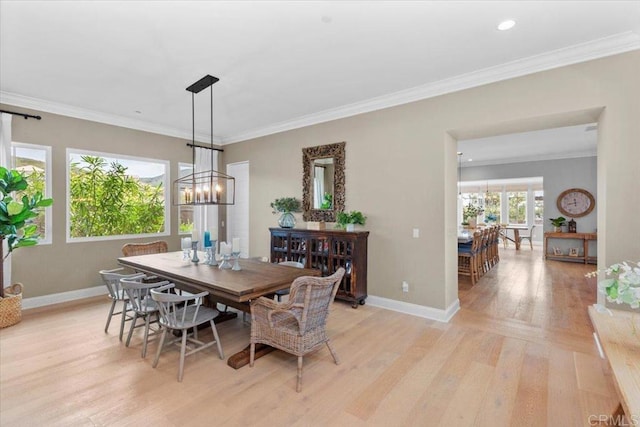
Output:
458,231,482,285
274,261,305,302
99,268,146,341
121,278,169,358
250,268,345,392
519,225,536,250
151,283,224,382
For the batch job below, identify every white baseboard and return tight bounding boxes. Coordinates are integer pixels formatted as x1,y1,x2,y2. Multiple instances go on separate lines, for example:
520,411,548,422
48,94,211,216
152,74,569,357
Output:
23,286,107,310
21,286,462,324
366,295,460,323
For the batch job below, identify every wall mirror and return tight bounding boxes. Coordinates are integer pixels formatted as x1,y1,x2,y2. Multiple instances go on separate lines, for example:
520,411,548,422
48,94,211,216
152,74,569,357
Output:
302,142,345,222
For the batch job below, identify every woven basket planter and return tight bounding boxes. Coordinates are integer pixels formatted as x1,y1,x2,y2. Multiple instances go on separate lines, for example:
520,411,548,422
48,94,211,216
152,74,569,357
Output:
0,283,23,328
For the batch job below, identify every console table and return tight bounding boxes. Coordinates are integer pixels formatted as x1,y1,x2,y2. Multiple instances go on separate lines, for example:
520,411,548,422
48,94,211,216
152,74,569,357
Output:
588,305,640,421
543,231,597,264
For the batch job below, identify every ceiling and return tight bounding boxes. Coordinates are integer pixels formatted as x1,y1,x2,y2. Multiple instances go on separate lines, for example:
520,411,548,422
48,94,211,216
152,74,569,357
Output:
458,123,598,167
1,1,639,145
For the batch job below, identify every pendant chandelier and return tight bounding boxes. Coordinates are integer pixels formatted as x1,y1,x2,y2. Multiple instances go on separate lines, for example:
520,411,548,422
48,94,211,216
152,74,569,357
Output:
173,75,235,206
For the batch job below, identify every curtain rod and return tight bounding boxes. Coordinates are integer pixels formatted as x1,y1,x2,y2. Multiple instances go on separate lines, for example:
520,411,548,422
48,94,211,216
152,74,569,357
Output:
186,143,223,152
0,109,42,120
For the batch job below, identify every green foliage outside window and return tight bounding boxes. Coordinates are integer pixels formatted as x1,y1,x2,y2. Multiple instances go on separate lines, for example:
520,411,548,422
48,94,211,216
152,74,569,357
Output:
69,156,165,238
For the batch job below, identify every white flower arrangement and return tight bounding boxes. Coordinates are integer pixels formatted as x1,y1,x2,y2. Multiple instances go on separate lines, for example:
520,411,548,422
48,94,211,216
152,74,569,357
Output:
586,261,640,309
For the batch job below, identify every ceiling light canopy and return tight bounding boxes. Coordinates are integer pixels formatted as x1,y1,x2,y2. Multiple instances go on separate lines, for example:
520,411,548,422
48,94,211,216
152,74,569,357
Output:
497,19,516,31
173,75,235,206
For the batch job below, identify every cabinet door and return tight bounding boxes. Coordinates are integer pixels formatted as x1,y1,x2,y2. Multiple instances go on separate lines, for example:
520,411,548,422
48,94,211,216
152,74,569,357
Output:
308,235,329,274
287,233,308,265
270,232,289,263
331,237,355,297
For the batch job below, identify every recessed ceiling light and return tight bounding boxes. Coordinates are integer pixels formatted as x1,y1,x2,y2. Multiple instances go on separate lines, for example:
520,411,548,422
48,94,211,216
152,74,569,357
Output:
497,20,516,31
467,158,473,162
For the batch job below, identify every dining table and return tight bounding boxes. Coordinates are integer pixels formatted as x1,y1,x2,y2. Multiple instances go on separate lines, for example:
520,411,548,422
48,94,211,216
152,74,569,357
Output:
499,225,528,250
118,251,320,368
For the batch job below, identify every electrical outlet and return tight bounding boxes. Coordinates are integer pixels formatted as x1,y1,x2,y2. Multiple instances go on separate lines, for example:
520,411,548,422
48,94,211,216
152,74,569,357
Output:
402,281,409,292
412,228,420,238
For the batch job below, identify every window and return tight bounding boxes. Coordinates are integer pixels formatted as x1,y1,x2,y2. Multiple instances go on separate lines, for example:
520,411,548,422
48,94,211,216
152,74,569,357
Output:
534,190,544,225
178,162,194,234
67,149,170,241
11,142,52,244
484,192,501,223
508,191,527,225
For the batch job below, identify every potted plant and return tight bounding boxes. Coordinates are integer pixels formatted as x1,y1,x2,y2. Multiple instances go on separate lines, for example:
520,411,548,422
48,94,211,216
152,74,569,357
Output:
336,210,366,231
463,203,484,228
270,197,301,228
1,167,53,327
549,216,566,232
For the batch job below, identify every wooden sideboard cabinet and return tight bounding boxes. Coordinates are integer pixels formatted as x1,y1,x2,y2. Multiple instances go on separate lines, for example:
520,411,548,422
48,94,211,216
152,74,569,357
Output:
269,228,369,308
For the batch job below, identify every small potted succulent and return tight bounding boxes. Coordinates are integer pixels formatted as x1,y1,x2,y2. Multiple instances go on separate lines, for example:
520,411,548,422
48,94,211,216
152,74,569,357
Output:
270,197,302,228
336,210,366,231
549,216,566,232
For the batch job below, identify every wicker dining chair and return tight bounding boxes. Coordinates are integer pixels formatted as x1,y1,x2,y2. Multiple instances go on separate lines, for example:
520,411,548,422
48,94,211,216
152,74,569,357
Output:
274,261,305,302
249,268,345,392
121,240,168,257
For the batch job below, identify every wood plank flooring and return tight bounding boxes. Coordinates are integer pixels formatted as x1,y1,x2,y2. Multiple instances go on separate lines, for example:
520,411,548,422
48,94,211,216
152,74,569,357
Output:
0,247,620,426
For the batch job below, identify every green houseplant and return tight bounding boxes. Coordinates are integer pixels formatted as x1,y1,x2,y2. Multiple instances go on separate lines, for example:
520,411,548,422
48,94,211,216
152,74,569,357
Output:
336,210,366,231
549,216,566,232
270,197,301,228
0,167,53,327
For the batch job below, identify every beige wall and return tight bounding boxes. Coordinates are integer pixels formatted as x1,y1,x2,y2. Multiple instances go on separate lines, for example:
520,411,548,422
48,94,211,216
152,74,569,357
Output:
2,107,193,298
3,50,639,308
223,50,640,311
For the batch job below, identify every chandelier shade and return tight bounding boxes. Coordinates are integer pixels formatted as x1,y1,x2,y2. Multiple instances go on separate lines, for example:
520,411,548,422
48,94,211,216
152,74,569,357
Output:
173,74,235,206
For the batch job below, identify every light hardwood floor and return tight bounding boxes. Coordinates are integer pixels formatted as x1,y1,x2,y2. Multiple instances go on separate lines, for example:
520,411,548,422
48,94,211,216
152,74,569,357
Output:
0,247,619,426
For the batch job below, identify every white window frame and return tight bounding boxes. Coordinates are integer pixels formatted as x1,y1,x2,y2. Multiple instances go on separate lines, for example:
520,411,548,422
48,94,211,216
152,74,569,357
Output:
178,162,194,235
66,148,170,243
11,141,53,245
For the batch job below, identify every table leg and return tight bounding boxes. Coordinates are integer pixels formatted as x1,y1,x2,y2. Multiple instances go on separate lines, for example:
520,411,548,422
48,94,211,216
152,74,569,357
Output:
514,229,521,250
227,343,275,369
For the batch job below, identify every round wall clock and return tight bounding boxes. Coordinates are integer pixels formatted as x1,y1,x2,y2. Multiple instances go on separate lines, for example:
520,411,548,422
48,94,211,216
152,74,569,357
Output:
557,188,595,218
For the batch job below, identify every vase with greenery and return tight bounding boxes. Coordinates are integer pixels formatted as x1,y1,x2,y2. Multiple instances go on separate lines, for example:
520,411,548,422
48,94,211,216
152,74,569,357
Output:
549,216,566,232
586,261,640,309
463,203,483,227
1,167,53,327
336,210,366,231
270,197,301,228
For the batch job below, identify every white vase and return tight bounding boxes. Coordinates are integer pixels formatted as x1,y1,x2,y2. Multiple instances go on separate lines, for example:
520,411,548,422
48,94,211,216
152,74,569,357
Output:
346,224,355,232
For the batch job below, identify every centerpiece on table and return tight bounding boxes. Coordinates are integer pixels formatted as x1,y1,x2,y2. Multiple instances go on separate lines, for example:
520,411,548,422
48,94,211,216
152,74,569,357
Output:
463,203,484,228
270,197,302,229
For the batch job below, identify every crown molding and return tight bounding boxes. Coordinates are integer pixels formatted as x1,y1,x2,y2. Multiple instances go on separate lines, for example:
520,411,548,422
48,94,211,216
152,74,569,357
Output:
0,91,220,144
2,31,639,145
223,31,640,144
462,150,597,168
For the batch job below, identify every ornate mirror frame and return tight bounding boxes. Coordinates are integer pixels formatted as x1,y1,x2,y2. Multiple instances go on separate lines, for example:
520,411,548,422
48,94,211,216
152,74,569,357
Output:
302,142,346,222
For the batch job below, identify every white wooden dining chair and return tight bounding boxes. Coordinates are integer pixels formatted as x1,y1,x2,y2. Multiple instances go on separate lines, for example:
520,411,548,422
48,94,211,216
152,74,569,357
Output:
150,283,224,382
121,278,169,358
99,268,146,341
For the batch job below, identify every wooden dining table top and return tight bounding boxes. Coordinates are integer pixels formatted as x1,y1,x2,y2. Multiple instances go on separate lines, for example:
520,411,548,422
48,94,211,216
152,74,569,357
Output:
118,251,319,303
